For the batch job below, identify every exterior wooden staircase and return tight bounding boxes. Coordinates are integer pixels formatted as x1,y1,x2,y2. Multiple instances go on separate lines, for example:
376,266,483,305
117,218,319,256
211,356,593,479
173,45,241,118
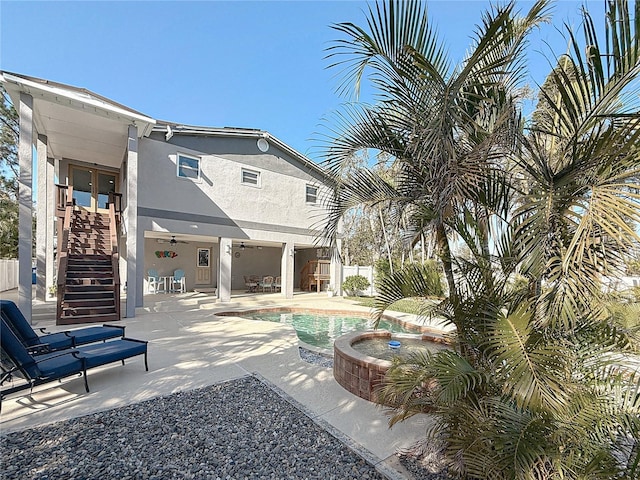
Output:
56,186,122,325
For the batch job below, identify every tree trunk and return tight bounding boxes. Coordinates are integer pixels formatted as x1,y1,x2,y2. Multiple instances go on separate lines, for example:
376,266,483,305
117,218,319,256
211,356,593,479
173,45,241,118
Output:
379,205,394,274
436,222,455,302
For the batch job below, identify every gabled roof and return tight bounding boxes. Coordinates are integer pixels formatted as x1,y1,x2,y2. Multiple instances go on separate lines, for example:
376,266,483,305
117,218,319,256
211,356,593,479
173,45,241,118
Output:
1,71,329,179
1,71,157,168
1,71,156,133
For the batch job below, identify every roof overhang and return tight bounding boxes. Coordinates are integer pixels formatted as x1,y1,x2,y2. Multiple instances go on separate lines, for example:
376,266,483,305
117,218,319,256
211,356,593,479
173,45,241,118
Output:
1,71,156,169
153,122,330,180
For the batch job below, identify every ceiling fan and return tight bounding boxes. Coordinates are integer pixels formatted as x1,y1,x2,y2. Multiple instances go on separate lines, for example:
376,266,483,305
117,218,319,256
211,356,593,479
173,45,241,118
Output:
235,242,253,250
157,235,188,245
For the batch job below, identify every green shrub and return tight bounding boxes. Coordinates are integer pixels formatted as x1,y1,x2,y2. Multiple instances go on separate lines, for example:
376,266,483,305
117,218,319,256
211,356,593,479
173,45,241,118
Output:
342,275,370,296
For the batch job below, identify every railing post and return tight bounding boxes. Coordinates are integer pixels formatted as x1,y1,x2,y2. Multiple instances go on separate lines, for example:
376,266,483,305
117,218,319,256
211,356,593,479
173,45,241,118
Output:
108,196,121,321
56,185,73,324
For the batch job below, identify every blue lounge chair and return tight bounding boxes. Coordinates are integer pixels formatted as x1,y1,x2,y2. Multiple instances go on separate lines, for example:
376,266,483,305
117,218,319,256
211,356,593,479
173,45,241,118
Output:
1,317,148,408
0,300,125,352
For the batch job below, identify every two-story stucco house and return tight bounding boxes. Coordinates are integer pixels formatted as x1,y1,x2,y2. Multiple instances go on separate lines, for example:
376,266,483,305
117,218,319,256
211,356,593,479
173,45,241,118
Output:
1,71,341,323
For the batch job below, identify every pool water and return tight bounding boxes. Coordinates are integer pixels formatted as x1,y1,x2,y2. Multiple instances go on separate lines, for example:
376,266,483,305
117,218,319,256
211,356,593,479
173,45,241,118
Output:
352,337,447,361
245,311,420,350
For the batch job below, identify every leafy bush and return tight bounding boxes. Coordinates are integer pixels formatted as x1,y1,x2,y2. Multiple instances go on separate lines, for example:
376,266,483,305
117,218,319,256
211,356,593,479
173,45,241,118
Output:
342,275,370,296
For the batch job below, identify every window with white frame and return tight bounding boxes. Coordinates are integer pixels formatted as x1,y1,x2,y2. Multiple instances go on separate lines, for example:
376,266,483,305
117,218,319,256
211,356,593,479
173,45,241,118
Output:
241,168,261,187
177,154,200,180
306,184,318,204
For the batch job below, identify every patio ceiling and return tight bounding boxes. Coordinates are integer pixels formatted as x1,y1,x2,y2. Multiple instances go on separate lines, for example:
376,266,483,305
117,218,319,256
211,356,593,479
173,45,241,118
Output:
144,232,307,250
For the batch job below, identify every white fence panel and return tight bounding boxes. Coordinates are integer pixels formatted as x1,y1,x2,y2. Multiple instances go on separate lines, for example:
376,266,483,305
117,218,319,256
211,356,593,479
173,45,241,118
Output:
602,275,640,292
342,265,376,296
0,259,19,292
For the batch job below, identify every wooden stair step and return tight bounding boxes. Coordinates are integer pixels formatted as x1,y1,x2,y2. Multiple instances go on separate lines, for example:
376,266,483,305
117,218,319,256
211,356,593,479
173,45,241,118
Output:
67,266,112,273
62,305,117,316
69,249,111,255
68,256,112,261
72,223,108,228
63,298,115,308
71,236,110,242
64,284,115,292
58,312,120,325
71,233,109,239
66,270,113,278
64,291,115,301
66,280,114,287
71,243,111,250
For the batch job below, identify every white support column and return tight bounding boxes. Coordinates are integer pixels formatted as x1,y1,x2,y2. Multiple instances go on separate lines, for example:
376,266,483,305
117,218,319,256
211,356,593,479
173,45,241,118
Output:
35,134,48,301
331,240,343,296
219,237,232,302
18,93,33,321
281,242,294,299
45,157,55,300
125,124,139,317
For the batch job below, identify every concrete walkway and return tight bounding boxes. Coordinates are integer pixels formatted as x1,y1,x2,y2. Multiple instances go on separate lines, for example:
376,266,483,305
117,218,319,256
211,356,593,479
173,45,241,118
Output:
1,290,439,478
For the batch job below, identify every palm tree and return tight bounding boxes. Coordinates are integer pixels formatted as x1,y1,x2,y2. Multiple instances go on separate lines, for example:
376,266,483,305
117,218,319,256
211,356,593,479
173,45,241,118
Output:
320,0,549,308
321,1,640,478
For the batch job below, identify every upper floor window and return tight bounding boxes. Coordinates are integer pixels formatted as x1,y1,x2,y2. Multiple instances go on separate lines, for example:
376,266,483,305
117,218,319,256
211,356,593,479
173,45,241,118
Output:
177,154,200,180
306,184,318,204
241,168,261,187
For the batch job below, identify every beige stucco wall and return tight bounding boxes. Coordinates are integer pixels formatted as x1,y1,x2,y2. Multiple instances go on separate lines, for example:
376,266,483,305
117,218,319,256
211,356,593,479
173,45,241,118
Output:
137,135,327,233
135,133,335,292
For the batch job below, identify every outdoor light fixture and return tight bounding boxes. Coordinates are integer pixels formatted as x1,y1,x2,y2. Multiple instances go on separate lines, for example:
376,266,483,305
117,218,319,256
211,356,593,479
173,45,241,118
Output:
225,245,232,254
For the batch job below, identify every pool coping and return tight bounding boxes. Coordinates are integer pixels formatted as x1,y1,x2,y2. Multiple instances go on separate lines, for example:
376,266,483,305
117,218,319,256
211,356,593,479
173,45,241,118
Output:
216,306,448,334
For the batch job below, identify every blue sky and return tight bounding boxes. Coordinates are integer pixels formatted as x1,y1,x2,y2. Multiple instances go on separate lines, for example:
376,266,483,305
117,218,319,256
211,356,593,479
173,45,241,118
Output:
1,1,604,162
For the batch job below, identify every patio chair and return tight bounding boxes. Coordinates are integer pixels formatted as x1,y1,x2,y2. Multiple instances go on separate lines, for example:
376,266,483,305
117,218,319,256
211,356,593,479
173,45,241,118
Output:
244,275,258,292
147,269,163,293
0,300,125,353
1,317,148,409
170,269,186,293
274,276,281,292
261,275,274,292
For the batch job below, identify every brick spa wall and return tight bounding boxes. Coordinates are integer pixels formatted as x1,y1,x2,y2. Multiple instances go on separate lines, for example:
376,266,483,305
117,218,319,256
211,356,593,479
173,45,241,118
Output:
333,330,448,403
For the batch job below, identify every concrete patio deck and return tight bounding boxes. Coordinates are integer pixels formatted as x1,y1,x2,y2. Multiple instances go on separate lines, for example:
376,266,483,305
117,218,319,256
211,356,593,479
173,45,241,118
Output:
0,289,439,478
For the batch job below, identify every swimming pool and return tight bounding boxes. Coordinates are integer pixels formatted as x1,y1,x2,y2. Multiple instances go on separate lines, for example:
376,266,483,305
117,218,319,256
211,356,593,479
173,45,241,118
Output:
242,310,421,350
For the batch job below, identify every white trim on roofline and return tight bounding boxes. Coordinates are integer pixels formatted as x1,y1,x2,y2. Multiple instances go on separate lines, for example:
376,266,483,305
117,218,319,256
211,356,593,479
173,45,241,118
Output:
0,71,156,136
153,122,329,179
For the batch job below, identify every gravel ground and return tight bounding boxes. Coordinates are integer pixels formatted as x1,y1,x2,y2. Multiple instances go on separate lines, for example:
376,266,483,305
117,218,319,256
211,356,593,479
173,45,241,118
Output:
298,347,333,368
298,348,451,480
1,376,384,480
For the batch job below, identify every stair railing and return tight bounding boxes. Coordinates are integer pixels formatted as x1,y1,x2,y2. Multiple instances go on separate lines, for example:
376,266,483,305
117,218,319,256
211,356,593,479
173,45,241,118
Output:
108,192,122,321
56,185,74,323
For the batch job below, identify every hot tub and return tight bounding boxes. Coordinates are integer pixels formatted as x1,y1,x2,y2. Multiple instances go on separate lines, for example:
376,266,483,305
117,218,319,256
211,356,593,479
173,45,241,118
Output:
333,330,448,403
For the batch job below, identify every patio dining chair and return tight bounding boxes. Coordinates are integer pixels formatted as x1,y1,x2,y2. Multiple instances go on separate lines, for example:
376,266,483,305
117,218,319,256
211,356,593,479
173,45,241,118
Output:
261,276,274,292
170,269,186,293
274,276,281,292
1,317,148,409
147,269,163,294
244,276,258,293
1,300,125,353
